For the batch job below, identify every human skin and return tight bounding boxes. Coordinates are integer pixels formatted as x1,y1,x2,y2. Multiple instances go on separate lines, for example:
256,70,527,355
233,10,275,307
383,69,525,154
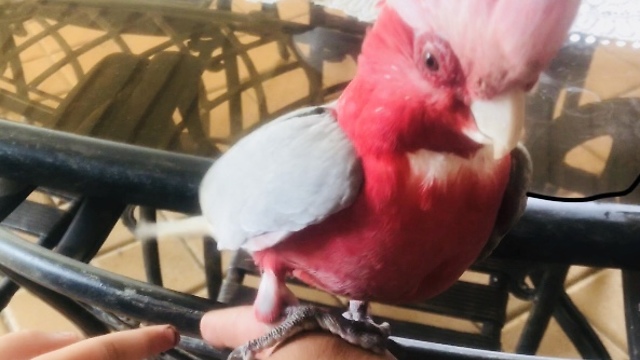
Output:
0,324,179,360
200,306,397,360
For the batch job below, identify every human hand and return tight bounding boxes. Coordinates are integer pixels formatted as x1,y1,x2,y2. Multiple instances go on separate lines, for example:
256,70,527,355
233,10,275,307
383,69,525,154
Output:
200,306,396,360
0,324,178,360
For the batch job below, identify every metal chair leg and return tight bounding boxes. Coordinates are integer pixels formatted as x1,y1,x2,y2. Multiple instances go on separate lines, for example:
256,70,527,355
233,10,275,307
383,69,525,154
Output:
140,206,163,286
554,289,610,359
54,197,125,263
623,270,640,360
203,236,222,300
0,199,82,309
516,265,569,354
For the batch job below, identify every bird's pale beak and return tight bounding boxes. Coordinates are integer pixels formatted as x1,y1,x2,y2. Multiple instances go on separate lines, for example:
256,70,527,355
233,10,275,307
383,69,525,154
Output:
470,90,525,159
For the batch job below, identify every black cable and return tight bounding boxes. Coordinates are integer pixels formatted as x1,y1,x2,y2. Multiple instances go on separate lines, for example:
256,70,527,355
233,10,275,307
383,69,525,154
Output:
526,172,640,203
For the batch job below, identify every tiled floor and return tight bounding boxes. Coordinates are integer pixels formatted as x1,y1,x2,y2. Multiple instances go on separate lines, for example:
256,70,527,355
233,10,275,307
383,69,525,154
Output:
0,1,638,359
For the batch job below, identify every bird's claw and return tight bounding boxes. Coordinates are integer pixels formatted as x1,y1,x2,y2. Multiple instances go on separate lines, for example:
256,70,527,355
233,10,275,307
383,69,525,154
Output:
324,316,389,353
227,345,253,360
226,305,390,360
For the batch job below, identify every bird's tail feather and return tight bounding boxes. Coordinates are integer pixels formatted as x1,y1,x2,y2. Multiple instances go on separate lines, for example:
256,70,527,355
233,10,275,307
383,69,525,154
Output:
134,215,212,241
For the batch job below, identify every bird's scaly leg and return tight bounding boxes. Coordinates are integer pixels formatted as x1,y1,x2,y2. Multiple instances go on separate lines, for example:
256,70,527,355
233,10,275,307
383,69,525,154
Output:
228,301,390,360
343,300,391,336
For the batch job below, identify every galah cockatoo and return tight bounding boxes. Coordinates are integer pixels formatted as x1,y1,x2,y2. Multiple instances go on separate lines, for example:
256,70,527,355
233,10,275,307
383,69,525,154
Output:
138,0,579,358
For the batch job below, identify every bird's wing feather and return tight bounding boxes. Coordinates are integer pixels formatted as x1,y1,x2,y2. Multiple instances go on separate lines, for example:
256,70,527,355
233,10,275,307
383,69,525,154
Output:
477,144,531,260
199,105,362,252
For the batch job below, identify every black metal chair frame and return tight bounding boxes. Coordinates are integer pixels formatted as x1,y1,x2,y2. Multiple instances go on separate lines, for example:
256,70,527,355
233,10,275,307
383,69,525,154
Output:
0,120,638,359
0,1,638,359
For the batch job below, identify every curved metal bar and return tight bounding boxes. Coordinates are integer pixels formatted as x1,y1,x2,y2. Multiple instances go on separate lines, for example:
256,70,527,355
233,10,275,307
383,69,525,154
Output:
0,119,210,213
0,227,222,338
495,198,640,270
0,225,588,360
0,120,638,269
0,265,111,336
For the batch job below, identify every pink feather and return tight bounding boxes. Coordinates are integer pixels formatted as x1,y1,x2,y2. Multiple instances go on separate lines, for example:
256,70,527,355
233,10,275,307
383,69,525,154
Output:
386,0,580,98
249,1,578,323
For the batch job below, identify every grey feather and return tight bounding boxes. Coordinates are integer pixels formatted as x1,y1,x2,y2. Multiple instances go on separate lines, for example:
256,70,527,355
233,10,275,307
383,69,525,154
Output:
199,105,362,252
477,144,532,260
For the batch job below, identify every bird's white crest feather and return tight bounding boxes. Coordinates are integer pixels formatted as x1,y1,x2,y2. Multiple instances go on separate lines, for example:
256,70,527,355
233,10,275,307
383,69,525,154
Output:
247,0,601,40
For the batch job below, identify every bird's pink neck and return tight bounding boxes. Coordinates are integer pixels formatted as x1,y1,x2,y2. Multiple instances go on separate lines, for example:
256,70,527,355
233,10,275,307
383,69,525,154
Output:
334,6,481,159
335,81,482,159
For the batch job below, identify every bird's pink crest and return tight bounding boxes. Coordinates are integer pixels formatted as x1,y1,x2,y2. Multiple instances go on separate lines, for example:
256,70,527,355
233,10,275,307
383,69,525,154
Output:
384,0,580,99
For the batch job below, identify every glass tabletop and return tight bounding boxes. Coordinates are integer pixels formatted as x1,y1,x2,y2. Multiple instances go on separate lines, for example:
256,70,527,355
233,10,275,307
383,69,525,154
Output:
0,0,638,203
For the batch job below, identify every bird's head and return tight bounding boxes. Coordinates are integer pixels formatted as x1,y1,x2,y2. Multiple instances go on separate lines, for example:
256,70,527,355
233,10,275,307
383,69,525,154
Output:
337,0,579,159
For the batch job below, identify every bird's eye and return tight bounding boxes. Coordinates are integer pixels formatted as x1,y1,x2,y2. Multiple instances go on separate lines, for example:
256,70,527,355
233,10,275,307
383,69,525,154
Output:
424,52,439,72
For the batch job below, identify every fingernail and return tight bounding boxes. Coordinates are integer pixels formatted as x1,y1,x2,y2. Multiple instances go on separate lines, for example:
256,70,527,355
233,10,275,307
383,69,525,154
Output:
164,325,180,347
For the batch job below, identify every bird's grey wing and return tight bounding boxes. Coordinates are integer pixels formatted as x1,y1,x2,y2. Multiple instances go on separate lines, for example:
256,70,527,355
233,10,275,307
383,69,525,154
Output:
477,144,532,260
199,106,362,252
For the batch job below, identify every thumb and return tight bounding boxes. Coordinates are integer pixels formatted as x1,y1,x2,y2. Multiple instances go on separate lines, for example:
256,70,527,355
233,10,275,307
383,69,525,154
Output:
200,306,270,349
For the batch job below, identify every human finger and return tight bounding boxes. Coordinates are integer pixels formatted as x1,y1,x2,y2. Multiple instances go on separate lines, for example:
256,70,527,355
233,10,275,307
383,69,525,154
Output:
200,306,270,349
0,330,81,360
33,325,179,360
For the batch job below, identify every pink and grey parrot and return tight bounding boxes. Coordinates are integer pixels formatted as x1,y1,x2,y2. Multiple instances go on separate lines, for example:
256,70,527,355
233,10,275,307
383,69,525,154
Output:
138,0,579,357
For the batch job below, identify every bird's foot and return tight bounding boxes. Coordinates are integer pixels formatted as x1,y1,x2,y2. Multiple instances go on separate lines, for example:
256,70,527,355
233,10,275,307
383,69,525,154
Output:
227,305,390,360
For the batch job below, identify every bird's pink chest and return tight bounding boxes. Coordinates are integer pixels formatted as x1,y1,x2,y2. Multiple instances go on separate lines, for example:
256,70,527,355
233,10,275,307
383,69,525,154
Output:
255,150,510,303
